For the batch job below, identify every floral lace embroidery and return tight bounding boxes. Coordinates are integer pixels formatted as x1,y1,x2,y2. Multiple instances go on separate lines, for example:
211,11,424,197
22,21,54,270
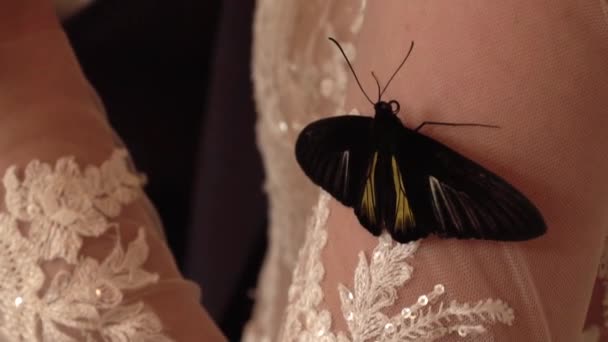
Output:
0,150,171,341
281,192,515,341
4,150,143,263
339,236,514,341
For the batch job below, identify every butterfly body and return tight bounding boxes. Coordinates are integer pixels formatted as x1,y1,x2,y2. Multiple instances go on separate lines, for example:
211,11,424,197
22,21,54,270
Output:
295,99,546,243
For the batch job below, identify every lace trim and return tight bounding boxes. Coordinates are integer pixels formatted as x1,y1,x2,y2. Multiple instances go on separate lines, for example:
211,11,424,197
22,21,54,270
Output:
0,150,172,341
281,192,515,341
244,0,369,340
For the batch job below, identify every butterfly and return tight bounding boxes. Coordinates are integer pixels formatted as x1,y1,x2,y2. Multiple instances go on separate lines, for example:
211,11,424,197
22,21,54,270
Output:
294,37,547,243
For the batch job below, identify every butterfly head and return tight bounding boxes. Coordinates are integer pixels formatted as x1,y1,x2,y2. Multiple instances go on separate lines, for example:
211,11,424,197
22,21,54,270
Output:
374,100,400,119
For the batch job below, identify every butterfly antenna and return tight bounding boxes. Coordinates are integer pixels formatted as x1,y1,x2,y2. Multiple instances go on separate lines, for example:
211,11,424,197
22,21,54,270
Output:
328,37,374,105
380,41,414,97
371,72,382,102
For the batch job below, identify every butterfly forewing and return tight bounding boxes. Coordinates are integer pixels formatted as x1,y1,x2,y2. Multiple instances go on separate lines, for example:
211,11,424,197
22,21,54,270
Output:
295,115,373,206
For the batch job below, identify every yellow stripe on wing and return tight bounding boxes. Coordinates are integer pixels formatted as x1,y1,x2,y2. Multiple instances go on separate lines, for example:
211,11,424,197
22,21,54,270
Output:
391,156,415,231
361,152,379,224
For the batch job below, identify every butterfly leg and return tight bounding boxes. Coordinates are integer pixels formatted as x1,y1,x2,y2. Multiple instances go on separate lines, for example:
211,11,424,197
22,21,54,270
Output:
414,121,499,132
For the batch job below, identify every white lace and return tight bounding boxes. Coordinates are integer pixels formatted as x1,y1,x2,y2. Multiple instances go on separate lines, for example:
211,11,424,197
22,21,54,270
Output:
280,193,514,342
0,150,171,341
244,1,368,340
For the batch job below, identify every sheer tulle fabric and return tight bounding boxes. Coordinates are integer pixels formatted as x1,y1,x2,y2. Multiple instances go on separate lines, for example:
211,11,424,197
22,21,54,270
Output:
0,16,224,341
247,0,608,341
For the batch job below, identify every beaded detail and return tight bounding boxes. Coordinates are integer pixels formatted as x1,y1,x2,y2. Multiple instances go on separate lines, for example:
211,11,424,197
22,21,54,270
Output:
0,150,171,341
280,192,515,341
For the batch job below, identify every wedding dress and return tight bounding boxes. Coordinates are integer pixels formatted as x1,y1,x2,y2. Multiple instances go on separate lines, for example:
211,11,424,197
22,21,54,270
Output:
2,0,608,341
243,0,608,341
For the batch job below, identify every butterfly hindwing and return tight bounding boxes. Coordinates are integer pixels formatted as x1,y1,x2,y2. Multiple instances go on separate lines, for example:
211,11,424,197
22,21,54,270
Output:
295,115,373,206
388,155,417,233
353,151,383,235
347,148,421,238
389,129,546,242
358,150,420,240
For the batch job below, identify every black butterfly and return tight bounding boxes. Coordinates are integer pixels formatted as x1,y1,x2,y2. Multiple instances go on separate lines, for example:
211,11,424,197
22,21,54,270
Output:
295,37,547,243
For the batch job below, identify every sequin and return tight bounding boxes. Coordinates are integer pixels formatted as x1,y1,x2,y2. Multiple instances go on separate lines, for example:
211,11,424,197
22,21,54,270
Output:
278,121,288,132
434,284,445,294
400,307,412,318
457,326,467,337
417,295,429,306
14,296,23,307
346,311,354,321
347,291,354,301
384,323,395,334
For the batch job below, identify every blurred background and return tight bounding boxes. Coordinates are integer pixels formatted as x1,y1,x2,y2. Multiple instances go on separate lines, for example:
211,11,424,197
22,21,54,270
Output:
58,0,267,340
